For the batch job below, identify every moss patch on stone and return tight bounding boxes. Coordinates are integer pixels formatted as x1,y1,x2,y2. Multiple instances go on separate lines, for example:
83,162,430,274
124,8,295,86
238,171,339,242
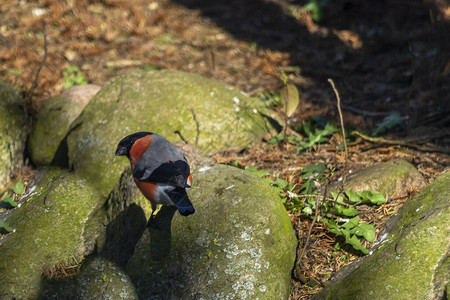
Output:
0,79,27,188
0,168,105,299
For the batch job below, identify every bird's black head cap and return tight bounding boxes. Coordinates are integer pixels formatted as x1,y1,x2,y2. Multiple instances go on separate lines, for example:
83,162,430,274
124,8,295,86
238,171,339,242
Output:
115,132,153,157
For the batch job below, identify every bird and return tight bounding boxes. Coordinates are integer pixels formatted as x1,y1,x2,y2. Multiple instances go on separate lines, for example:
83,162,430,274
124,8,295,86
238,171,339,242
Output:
115,132,195,221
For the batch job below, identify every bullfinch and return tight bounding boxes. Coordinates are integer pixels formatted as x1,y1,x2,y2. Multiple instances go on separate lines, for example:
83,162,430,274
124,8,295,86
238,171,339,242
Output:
115,132,195,219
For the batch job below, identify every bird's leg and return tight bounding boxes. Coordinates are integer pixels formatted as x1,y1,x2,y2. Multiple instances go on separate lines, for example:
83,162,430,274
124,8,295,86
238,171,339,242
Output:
146,204,158,228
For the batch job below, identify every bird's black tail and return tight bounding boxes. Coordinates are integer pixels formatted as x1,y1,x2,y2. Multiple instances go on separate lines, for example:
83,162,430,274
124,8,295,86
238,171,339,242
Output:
167,188,195,216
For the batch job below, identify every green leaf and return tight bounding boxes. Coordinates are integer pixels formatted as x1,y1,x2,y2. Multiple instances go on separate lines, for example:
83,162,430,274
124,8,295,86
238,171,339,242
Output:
350,223,376,242
1,194,17,209
280,83,300,117
357,191,386,205
246,165,259,172
301,163,326,179
275,178,290,189
0,220,12,234
372,112,404,136
304,0,323,21
302,206,313,215
331,203,359,217
323,218,342,235
345,189,362,205
341,216,359,229
345,234,369,254
12,180,24,195
252,170,269,178
268,134,284,144
330,191,345,203
229,161,245,169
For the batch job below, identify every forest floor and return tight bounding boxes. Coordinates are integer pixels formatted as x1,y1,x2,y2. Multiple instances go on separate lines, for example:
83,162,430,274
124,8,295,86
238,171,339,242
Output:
1,0,449,298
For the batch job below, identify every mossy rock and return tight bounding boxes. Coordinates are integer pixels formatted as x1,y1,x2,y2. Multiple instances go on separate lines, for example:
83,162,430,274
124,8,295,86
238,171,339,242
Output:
40,256,138,299
28,85,100,166
126,164,297,299
315,171,450,300
0,79,27,188
66,69,278,198
0,168,105,299
334,159,426,196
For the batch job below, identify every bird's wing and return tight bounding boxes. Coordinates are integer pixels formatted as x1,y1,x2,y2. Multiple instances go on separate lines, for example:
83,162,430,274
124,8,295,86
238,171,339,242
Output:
134,159,190,187
133,135,190,187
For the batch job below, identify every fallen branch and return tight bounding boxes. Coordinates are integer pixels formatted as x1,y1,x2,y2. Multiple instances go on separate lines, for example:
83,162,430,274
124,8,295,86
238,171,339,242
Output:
352,131,450,154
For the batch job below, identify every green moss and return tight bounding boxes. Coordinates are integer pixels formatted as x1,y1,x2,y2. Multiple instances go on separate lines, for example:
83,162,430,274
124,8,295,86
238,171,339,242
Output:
0,79,27,187
0,168,105,299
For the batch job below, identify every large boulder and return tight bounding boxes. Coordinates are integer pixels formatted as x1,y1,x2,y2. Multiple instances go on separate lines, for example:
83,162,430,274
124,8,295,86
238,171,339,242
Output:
0,79,27,188
66,69,278,198
28,84,100,166
0,168,106,299
126,164,297,299
314,171,450,300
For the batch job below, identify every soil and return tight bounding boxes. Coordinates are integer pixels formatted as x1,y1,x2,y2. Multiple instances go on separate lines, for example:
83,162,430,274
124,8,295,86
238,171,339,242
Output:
1,0,449,298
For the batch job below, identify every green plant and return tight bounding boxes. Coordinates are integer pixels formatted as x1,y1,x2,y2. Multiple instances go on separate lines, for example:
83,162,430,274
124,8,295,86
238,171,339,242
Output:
257,90,281,108
228,160,386,255
0,220,12,234
0,179,25,233
62,66,88,88
296,121,338,153
296,164,385,254
324,216,375,254
303,0,330,22
371,112,404,136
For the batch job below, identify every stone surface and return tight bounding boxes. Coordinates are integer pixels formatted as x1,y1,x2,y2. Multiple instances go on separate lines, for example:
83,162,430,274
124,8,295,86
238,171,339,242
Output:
0,79,27,188
28,84,100,166
333,159,426,197
314,171,450,300
66,69,278,198
0,168,105,299
40,256,138,299
126,164,297,299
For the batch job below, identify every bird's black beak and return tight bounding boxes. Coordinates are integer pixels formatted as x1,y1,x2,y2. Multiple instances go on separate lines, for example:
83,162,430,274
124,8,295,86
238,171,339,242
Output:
115,145,128,156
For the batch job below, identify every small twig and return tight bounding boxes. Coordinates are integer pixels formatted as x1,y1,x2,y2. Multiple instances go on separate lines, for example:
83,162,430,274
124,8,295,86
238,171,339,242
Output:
328,79,348,171
174,131,189,144
296,182,323,272
188,107,200,148
26,20,48,115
